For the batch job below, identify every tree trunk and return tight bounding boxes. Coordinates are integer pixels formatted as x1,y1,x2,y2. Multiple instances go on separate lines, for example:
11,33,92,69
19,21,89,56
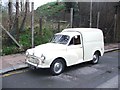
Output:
8,0,12,31
7,0,13,45
26,0,30,13
16,0,19,41
20,0,23,12
19,0,28,32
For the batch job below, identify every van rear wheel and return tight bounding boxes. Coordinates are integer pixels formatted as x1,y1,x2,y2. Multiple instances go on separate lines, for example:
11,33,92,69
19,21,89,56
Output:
91,53,99,64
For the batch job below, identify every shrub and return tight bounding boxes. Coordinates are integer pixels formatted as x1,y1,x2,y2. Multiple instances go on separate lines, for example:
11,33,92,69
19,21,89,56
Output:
2,27,54,55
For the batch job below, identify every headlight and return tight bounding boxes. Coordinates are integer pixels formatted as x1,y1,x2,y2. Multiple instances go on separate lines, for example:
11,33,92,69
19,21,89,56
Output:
26,51,29,55
41,54,46,63
26,51,30,57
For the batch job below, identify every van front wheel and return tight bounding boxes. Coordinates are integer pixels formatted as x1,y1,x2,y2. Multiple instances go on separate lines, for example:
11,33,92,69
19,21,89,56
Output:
50,59,65,75
91,53,99,64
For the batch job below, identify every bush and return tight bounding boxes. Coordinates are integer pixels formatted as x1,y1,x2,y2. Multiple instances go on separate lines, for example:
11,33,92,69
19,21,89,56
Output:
2,27,54,55
2,46,19,55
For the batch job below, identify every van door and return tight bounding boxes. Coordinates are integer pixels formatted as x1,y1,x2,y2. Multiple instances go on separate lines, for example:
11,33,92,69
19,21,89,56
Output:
66,35,83,66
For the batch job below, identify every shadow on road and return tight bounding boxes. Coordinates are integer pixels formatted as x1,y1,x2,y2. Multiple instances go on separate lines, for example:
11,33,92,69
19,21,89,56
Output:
27,61,94,76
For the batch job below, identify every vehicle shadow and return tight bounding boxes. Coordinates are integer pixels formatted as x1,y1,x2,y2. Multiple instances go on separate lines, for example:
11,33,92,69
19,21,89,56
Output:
64,61,93,73
28,61,94,76
27,68,51,77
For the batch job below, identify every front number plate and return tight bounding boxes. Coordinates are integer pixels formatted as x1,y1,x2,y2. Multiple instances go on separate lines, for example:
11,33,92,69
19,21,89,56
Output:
28,64,36,69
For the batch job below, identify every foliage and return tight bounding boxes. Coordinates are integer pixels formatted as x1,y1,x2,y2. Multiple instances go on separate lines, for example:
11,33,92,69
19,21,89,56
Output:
2,27,54,55
2,46,20,55
2,2,120,55
35,2,65,19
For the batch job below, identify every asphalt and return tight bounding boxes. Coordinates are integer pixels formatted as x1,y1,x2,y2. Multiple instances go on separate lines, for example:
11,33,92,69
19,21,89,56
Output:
0,43,119,75
2,51,119,88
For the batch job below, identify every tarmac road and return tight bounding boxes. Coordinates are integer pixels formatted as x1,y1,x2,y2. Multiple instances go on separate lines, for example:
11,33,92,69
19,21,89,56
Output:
2,51,119,88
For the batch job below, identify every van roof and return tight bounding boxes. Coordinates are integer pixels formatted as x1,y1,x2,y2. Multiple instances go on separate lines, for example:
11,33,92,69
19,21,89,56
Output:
55,28,102,37
56,31,80,37
62,28,102,34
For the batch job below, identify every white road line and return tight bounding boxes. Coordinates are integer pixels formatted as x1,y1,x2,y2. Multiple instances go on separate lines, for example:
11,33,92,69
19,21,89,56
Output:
96,75,118,88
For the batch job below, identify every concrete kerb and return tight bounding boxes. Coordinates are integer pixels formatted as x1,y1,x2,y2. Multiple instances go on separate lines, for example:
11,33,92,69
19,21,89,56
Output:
1,48,119,75
0,64,28,75
104,48,119,53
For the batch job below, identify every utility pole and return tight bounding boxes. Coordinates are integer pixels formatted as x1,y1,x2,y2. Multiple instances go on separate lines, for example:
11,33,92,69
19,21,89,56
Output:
70,8,73,28
31,2,34,48
90,0,92,28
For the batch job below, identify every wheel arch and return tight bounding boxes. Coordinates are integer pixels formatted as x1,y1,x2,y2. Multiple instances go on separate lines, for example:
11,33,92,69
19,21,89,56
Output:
50,57,67,67
94,50,101,56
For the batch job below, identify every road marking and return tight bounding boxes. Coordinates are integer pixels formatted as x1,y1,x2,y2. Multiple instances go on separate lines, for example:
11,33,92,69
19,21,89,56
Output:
96,75,118,88
0,69,29,78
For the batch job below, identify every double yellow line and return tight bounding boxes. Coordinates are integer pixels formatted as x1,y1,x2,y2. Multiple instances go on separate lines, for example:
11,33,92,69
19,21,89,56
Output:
0,69,29,78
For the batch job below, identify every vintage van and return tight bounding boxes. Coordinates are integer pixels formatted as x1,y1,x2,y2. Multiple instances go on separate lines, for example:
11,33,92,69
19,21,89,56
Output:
25,28,104,75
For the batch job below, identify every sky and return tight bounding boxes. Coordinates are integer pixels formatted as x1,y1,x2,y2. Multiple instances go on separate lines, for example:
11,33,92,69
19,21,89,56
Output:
2,0,119,10
2,0,57,10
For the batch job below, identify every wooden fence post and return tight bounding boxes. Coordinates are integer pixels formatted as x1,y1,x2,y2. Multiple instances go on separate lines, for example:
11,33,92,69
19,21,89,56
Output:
31,2,34,48
58,21,60,32
97,12,100,28
90,0,92,28
39,17,42,36
70,8,73,28
0,1,2,56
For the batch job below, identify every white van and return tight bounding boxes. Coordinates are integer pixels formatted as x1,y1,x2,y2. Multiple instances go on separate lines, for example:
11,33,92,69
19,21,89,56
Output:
26,28,104,75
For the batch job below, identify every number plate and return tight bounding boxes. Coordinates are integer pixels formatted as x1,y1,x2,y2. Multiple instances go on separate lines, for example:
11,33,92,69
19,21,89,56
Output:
28,64,36,69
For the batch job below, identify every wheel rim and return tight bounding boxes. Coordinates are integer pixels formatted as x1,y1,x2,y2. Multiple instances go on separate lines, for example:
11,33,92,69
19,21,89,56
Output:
53,62,63,74
93,54,98,63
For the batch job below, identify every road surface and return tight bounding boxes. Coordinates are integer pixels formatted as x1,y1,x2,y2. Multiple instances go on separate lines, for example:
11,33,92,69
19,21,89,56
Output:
2,51,119,88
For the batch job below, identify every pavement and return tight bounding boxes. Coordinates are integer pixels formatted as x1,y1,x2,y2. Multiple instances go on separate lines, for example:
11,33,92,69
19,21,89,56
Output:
0,43,119,74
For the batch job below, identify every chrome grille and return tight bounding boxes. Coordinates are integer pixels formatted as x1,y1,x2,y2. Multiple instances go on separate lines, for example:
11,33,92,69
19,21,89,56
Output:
27,55,39,64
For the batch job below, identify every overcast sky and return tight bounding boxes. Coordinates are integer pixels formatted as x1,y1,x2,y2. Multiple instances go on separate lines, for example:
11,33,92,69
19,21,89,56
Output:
2,0,119,10
2,0,57,10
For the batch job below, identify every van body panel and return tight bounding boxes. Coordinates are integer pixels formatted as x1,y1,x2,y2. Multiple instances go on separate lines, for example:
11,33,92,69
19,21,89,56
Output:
62,28,104,62
26,28,104,69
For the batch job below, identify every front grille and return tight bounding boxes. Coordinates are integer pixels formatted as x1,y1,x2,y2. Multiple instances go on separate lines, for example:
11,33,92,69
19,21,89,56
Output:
27,55,39,64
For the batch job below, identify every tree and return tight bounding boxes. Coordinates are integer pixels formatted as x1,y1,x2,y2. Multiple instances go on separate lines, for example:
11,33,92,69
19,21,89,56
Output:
19,0,29,32
15,0,19,41
8,0,13,31
64,0,77,12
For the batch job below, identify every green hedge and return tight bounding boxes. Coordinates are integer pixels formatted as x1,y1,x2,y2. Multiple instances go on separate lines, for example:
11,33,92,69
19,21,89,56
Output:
2,27,54,55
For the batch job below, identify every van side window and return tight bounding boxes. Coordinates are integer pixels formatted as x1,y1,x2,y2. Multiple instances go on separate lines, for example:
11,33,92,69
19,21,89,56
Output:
69,35,81,45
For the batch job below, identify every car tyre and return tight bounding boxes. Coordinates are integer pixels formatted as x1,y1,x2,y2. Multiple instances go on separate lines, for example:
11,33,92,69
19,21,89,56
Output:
50,59,65,75
91,53,99,64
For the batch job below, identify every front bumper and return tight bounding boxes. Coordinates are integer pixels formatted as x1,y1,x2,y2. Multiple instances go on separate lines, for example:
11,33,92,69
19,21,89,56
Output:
26,60,50,69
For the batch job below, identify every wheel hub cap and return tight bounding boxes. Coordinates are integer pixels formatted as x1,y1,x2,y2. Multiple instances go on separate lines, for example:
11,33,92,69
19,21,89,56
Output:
54,62,62,74
93,55,98,63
